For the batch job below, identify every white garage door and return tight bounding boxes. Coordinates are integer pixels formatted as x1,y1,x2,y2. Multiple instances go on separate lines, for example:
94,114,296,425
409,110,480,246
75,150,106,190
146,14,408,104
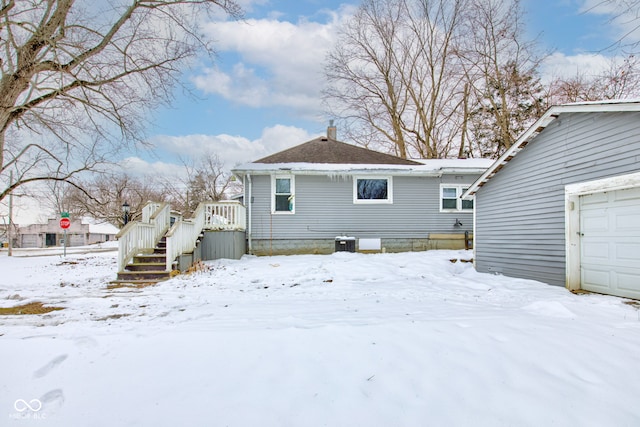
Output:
580,186,640,299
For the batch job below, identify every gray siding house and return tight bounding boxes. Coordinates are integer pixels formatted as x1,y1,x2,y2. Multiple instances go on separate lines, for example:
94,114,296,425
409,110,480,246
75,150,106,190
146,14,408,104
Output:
464,100,640,300
232,130,492,255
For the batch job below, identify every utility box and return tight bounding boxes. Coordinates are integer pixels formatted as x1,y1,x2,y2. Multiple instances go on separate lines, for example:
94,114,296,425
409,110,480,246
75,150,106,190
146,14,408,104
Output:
335,236,356,252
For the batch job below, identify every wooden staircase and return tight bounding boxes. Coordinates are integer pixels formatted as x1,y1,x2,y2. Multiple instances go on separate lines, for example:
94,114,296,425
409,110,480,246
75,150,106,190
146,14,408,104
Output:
115,201,246,285
112,237,171,285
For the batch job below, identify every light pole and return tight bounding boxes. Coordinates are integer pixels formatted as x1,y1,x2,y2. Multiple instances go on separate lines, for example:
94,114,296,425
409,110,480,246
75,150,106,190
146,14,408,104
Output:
122,202,130,226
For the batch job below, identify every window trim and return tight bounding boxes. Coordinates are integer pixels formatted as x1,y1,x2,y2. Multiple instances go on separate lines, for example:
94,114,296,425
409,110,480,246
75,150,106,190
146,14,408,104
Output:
271,175,295,214
353,176,393,204
440,184,473,212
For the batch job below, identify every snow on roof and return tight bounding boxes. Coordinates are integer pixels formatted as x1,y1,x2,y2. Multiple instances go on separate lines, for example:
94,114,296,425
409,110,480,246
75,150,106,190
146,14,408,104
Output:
411,158,495,170
233,158,492,176
81,218,119,234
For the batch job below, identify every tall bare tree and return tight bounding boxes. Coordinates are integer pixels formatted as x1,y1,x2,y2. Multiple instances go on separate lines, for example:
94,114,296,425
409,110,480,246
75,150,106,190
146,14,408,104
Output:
459,0,546,157
325,0,470,159
0,0,241,204
324,0,546,159
324,0,410,157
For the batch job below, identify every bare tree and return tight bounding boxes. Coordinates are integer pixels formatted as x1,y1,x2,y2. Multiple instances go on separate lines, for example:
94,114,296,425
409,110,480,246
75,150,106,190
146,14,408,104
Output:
588,0,640,52
64,174,166,227
0,0,241,205
325,0,471,159
163,151,238,216
548,55,640,104
397,0,469,158
459,0,546,157
324,0,410,157
324,0,547,159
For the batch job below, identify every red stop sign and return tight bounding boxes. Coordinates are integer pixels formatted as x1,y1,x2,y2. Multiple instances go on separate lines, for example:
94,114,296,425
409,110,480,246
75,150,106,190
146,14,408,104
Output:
60,218,71,229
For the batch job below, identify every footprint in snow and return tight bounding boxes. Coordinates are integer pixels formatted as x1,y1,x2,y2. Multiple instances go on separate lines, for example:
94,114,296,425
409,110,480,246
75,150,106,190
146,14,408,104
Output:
33,354,68,378
40,389,65,413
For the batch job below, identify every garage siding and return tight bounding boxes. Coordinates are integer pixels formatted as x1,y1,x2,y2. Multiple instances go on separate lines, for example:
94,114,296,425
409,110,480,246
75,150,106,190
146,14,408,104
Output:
475,111,640,286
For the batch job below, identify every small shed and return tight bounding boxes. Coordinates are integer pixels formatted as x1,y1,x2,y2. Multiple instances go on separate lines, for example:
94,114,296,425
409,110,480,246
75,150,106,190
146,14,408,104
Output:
464,100,640,299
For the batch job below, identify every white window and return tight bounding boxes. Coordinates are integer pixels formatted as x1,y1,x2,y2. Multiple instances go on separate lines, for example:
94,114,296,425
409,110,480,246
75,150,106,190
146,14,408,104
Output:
272,175,295,214
354,176,393,204
440,184,473,212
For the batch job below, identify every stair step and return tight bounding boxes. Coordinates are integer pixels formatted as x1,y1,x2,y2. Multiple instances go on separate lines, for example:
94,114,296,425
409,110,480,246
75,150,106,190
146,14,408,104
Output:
117,270,171,281
113,226,176,285
109,278,168,287
133,254,166,263
125,263,166,272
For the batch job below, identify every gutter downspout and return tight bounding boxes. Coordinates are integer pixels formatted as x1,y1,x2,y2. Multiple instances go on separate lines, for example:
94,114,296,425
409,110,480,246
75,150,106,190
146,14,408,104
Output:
246,173,253,254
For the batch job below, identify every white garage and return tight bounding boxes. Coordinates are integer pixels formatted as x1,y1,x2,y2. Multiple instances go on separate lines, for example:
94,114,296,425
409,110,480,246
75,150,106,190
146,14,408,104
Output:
579,186,640,299
566,172,640,299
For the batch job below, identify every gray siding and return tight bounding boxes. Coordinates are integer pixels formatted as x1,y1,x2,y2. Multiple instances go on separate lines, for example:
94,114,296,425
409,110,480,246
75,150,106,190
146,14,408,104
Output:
475,111,640,286
248,173,479,242
201,230,246,260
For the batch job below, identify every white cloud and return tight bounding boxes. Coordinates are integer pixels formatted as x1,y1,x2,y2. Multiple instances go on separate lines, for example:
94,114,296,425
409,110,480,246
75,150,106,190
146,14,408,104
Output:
146,124,319,172
541,52,614,81
120,157,186,178
195,6,357,116
0,194,51,225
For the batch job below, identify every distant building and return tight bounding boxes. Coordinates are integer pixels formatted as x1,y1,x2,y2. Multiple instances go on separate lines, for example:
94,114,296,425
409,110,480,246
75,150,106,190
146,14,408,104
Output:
16,218,118,248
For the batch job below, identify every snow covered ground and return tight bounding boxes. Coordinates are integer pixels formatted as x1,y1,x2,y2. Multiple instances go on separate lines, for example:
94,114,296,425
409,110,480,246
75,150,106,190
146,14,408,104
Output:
1,249,639,426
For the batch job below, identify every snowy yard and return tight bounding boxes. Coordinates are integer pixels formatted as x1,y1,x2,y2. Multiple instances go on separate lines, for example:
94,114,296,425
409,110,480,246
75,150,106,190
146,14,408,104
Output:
1,249,640,426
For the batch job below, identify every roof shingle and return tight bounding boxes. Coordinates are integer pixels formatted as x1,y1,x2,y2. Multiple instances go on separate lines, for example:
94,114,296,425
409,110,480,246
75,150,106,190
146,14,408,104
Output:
254,137,421,165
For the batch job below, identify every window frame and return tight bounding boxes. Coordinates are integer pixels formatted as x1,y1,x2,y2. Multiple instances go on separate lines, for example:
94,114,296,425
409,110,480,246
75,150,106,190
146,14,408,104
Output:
440,184,473,212
353,176,393,204
271,175,295,214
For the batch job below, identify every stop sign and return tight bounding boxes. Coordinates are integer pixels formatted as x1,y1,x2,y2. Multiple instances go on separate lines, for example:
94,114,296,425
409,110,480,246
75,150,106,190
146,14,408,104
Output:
60,218,71,229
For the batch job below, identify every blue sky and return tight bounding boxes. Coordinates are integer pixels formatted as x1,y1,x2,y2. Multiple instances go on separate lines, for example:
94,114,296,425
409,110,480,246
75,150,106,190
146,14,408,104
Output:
127,0,635,176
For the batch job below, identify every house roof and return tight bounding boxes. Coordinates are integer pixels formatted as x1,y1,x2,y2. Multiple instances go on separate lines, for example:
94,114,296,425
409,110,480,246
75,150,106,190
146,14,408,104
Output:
253,136,422,165
84,221,119,235
233,136,493,177
463,99,640,198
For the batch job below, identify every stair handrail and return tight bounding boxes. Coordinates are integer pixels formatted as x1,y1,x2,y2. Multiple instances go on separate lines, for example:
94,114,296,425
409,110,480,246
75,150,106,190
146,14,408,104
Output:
116,201,171,272
142,202,163,223
165,202,207,271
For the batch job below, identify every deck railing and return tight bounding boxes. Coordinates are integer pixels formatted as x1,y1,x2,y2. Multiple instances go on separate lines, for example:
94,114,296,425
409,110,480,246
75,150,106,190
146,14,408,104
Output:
203,201,247,230
165,201,246,271
116,202,171,272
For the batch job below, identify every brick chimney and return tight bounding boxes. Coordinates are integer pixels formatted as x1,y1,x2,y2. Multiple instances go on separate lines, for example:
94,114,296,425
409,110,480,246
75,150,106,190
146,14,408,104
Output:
327,120,337,140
